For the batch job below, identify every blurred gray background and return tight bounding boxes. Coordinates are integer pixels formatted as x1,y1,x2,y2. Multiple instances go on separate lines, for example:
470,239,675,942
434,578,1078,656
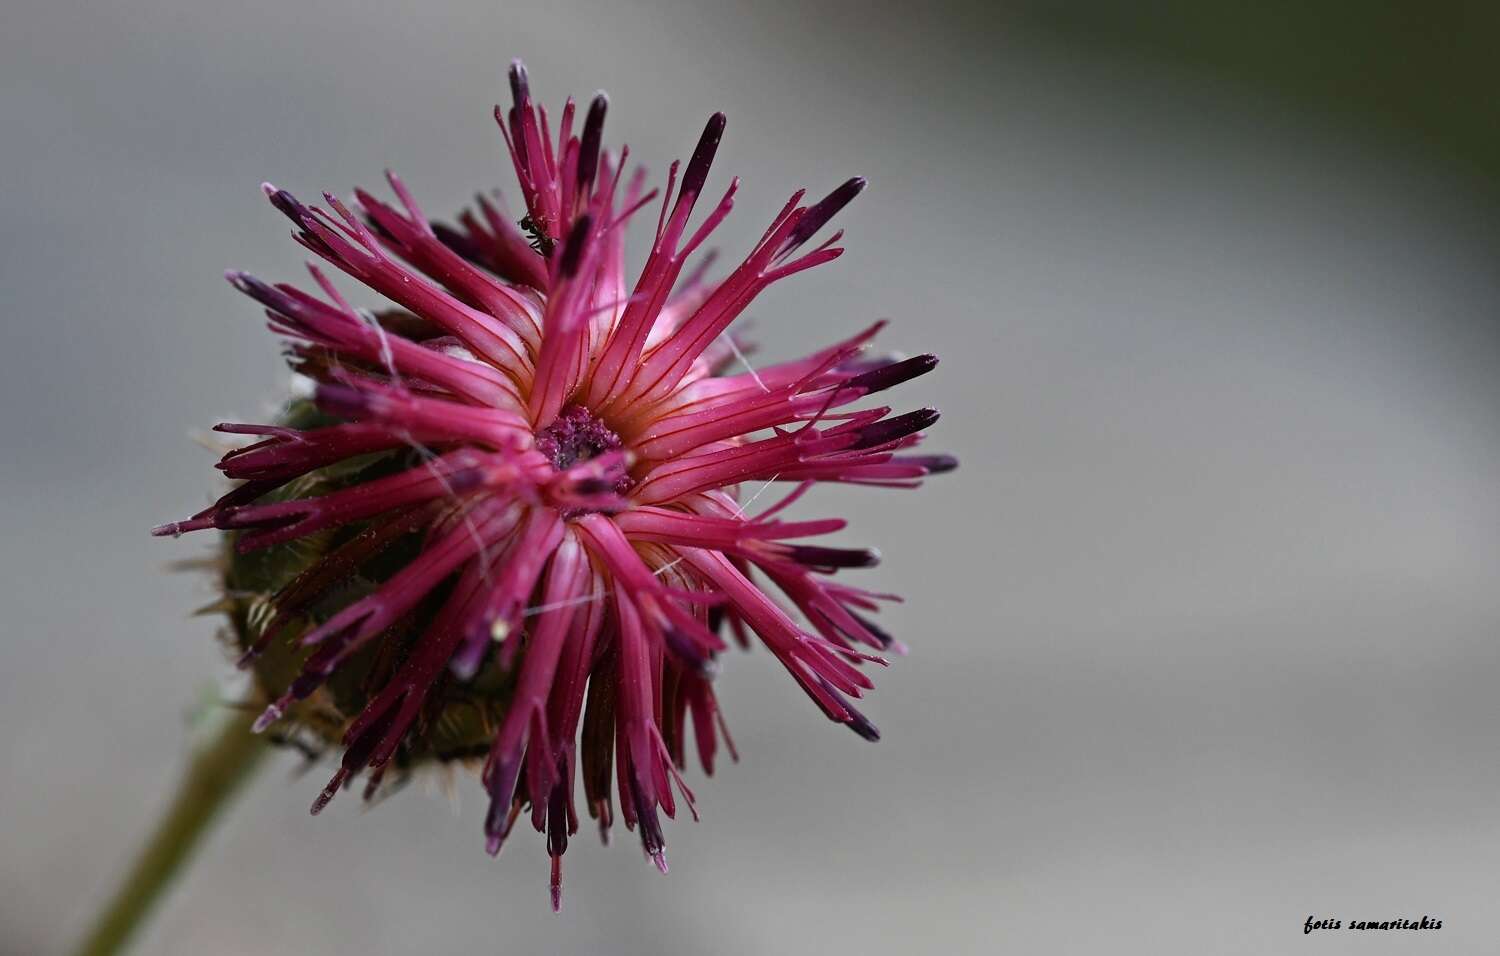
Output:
5,1,1500,953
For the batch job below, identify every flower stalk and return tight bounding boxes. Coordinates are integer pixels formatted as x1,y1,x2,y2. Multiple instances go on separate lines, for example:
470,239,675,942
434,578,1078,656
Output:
73,707,269,956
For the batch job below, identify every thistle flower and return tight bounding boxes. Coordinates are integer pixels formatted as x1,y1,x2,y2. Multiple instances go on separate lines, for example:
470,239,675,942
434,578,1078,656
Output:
155,61,953,908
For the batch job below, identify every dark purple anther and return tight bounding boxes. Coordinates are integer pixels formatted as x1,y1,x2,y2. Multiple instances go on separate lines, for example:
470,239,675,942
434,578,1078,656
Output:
483,755,524,855
338,704,398,785
850,407,940,450
681,113,727,198
788,176,865,249
224,270,284,310
630,783,668,872
508,106,528,166
571,477,612,496
508,59,531,108
545,764,570,859
266,186,308,225
817,676,881,742
310,767,350,816
845,707,880,742
288,671,326,703
903,453,959,475
663,627,716,677
845,354,938,394
557,215,592,278
432,222,483,263
787,545,881,569
578,93,608,191
848,610,895,650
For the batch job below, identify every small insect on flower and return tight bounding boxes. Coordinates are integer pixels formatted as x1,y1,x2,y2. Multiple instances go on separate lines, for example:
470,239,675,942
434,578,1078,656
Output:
155,60,955,909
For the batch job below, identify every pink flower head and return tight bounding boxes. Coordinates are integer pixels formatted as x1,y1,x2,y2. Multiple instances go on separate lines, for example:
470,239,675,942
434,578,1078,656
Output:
157,60,953,908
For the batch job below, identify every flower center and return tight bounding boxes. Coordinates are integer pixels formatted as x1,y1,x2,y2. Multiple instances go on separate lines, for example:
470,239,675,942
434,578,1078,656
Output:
535,404,624,471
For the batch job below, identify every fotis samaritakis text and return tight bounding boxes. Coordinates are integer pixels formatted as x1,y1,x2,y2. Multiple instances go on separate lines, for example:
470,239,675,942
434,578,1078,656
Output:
1304,915,1442,935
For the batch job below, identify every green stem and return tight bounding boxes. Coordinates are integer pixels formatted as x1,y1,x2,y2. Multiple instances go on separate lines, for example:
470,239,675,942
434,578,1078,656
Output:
73,706,269,956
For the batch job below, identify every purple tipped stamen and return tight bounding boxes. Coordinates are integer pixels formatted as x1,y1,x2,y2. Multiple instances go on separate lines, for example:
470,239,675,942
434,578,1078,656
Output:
508,59,530,108
849,407,941,450
902,453,959,475
578,93,608,191
681,112,727,198
845,354,938,394
788,176,866,249
557,214,592,278
786,545,882,569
